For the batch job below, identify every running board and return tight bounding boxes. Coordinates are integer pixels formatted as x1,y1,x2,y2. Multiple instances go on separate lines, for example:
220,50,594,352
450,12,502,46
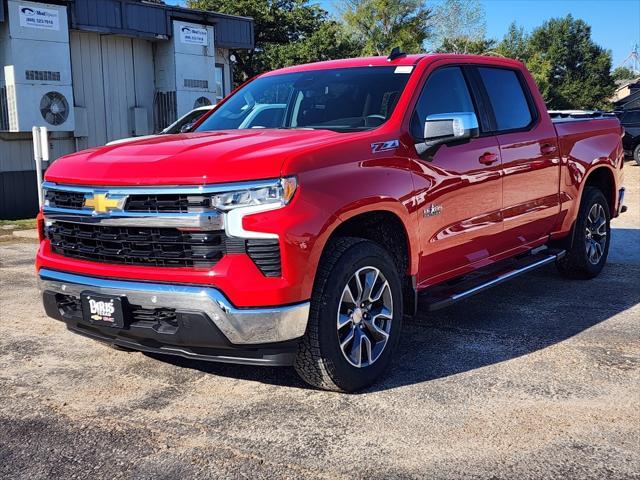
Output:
420,248,566,311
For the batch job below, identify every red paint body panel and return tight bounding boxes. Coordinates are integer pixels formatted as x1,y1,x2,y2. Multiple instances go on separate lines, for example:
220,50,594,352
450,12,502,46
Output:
551,118,625,237
37,54,624,308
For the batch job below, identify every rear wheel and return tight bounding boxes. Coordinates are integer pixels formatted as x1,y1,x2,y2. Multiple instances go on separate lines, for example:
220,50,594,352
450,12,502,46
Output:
294,238,403,392
556,187,611,279
634,144,640,166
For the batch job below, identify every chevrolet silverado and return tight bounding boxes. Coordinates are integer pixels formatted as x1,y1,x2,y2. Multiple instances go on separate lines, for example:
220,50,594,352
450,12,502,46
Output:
37,52,626,391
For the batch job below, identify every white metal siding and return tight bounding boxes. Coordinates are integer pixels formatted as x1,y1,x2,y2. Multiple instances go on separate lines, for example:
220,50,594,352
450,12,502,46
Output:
0,133,76,172
70,31,154,147
70,31,106,148
132,40,154,135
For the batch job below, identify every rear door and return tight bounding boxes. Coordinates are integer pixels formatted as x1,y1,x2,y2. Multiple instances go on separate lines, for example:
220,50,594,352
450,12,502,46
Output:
475,66,561,250
408,66,503,285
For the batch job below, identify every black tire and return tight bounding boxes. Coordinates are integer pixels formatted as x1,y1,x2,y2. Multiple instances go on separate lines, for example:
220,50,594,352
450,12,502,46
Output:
294,237,403,392
634,144,640,166
556,187,611,279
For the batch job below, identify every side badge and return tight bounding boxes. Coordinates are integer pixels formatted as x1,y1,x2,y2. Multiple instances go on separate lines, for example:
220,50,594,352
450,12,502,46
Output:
424,204,443,217
371,140,399,154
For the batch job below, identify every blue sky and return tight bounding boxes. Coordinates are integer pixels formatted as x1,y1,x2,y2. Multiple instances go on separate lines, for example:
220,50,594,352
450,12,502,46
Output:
481,0,639,68
167,0,640,68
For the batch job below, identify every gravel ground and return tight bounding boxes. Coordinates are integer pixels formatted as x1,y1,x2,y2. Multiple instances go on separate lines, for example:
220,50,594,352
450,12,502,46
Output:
1,162,639,479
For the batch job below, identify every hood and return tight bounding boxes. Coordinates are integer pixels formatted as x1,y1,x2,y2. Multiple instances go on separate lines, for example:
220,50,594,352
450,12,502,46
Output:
45,129,344,186
105,134,162,146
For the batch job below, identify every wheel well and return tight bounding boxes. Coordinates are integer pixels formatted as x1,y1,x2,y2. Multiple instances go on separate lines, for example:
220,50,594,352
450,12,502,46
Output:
327,210,416,315
584,167,615,215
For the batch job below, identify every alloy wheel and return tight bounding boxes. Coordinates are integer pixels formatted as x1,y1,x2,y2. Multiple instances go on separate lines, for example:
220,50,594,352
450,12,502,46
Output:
337,266,393,368
585,203,607,265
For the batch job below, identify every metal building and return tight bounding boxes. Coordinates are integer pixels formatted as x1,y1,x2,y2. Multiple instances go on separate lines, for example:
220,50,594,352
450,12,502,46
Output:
0,0,253,219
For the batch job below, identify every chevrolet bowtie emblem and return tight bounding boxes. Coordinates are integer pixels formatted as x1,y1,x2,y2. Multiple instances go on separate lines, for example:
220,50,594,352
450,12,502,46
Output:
84,193,126,214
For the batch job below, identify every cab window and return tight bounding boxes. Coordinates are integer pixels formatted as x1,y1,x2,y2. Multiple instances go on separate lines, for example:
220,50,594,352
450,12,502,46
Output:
411,67,475,139
477,67,534,132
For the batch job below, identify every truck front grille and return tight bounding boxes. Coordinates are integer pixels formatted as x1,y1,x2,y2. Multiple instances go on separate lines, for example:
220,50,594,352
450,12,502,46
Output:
45,190,86,209
44,185,282,276
125,194,211,213
45,190,211,214
47,221,225,268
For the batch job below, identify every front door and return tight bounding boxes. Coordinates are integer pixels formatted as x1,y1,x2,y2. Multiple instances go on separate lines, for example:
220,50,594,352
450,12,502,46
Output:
407,66,503,286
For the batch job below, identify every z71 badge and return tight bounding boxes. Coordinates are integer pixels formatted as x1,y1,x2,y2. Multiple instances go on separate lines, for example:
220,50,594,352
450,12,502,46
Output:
371,140,399,153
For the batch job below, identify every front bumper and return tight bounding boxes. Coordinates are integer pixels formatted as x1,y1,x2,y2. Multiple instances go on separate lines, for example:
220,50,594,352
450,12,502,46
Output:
38,268,310,366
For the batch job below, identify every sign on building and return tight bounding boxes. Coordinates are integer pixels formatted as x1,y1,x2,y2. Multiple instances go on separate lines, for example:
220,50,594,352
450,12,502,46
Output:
180,25,208,46
18,4,60,30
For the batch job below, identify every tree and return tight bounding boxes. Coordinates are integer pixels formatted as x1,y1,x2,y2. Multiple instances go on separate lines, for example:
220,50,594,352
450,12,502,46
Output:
527,15,615,110
187,0,360,83
341,0,432,56
611,66,638,82
495,22,529,60
430,0,486,51
436,37,496,55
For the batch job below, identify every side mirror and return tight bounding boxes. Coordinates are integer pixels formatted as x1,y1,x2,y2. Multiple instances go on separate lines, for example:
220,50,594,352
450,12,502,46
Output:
417,112,479,153
180,122,194,133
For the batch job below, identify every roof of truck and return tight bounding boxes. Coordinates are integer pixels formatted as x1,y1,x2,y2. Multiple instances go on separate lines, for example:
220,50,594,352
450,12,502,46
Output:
262,53,524,76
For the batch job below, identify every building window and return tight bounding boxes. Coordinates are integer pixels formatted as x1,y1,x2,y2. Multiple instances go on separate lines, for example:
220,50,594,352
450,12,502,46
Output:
215,64,225,101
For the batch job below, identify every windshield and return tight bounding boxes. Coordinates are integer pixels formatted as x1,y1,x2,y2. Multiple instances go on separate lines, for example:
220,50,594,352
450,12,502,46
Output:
195,67,412,133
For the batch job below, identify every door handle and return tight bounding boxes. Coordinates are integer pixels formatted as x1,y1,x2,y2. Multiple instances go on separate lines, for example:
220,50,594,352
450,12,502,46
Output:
541,144,557,155
479,152,499,165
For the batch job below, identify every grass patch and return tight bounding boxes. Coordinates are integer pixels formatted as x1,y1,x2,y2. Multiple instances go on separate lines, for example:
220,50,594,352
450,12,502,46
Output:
0,218,37,231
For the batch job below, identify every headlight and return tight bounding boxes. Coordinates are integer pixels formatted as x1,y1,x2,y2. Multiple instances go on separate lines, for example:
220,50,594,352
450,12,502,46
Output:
211,177,297,211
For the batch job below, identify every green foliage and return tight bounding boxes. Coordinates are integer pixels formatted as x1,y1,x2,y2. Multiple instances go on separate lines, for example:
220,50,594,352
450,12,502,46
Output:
436,37,496,55
261,21,363,70
341,0,432,56
187,2,617,110
612,66,638,82
495,22,530,60
526,15,615,110
187,0,360,83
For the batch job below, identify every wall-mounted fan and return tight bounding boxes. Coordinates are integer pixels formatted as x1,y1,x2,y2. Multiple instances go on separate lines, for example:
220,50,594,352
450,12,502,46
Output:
194,96,212,108
40,91,69,126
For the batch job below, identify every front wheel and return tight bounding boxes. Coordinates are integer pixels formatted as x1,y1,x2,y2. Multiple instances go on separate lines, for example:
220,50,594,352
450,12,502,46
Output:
294,238,403,392
556,187,611,279
634,144,640,166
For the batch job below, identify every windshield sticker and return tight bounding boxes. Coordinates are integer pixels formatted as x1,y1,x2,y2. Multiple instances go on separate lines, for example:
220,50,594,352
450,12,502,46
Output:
394,66,414,74
371,140,399,153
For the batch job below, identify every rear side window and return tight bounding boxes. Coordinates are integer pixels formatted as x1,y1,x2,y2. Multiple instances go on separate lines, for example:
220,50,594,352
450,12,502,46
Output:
622,110,640,124
412,67,475,138
478,67,534,131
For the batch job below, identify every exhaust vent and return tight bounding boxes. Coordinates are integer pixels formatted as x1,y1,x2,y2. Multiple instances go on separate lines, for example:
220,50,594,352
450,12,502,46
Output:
154,91,177,132
184,79,208,89
40,91,70,126
26,70,61,82
0,87,9,131
193,96,212,108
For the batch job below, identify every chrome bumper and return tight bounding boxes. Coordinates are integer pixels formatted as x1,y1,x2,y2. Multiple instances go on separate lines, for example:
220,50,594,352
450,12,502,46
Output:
38,268,309,345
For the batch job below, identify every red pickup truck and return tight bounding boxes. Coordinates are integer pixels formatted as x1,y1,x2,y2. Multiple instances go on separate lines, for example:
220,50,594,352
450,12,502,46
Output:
37,53,626,392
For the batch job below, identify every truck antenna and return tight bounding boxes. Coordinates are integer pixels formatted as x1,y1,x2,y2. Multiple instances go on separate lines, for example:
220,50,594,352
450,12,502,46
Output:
387,47,406,61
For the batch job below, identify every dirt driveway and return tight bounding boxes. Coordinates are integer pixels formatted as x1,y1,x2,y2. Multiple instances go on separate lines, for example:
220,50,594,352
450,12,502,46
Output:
1,162,639,479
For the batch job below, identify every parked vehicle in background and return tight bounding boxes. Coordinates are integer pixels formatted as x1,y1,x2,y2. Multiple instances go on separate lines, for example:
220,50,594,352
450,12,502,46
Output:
37,53,626,392
106,105,214,146
615,109,640,165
